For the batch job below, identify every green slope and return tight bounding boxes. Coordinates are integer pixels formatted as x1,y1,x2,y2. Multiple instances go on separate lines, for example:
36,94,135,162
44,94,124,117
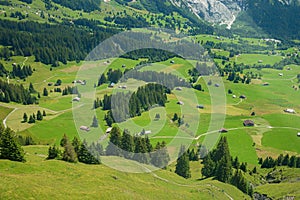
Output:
0,146,249,200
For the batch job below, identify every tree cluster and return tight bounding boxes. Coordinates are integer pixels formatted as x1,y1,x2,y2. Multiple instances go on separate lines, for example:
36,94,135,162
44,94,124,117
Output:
62,86,78,96
0,19,118,65
0,126,25,162
106,127,170,168
102,83,168,123
51,0,101,12
0,79,37,104
23,110,46,124
201,137,253,196
259,154,300,169
48,134,103,164
123,69,191,90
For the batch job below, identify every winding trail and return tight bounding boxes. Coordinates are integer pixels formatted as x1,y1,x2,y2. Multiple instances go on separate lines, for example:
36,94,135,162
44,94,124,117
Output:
22,57,28,68
3,108,18,128
138,163,234,200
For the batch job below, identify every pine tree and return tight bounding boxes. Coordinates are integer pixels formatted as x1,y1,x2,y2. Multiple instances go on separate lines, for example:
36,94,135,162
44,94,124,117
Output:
60,134,68,147
121,129,134,159
151,141,170,169
0,128,25,162
201,153,215,177
98,73,107,86
172,113,178,121
78,140,100,164
233,156,240,169
43,87,48,96
175,145,191,179
47,144,60,159
28,115,35,123
132,136,150,164
36,110,43,121
29,82,35,93
62,142,78,163
145,136,153,152
23,113,28,122
106,126,122,156
72,136,81,154
91,115,98,127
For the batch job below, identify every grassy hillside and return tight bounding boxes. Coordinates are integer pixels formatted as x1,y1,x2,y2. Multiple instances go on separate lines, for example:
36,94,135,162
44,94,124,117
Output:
0,146,249,200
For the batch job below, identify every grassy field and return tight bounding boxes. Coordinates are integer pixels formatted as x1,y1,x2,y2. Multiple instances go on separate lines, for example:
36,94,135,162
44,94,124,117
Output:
0,146,250,200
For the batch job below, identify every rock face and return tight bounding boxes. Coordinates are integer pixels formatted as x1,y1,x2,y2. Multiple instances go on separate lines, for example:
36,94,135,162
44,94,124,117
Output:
170,0,246,29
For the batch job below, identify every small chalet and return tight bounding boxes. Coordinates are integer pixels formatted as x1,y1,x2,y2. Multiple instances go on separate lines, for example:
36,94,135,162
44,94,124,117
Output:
239,95,246,99
80,126,90,132
214,83,220,87
297,132,300,137
72,97,80,102
219,128,228,133
243,120,255,127
232,95,236,98
197,105,204,109
284,108,296,114
108,82,115,88
106,127,112,134
263,82,269,86
175,87,182,91
177,101,184,105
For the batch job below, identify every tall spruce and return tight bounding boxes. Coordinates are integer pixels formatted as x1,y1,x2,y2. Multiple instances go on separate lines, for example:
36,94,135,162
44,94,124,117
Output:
121,129,134,159
175,145,191,179
0,127,25,162
106,126,122,156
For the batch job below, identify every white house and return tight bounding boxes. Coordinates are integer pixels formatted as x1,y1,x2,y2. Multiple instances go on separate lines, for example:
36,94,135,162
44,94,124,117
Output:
80,126,90,132
106,127,112,134
284,108,296,114
72,97,80,102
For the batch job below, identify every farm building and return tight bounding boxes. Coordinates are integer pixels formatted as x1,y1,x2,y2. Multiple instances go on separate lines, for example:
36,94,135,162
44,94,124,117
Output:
140,130,152,136
243,120,255,127
239,95,246,99
197,105,204,109
279,73,283,76
106,127,112,134
175,87,182,91
219,128,228,133
214,83,220,87
297,132,300,137
80,126,90,132
232,95,236,98
108,82,115,88
284,108,296,114
177,101,184,105
72,97,80,102
263,82,269,86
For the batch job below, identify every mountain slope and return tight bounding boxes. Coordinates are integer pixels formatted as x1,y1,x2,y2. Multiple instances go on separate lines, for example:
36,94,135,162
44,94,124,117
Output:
0,146,250,200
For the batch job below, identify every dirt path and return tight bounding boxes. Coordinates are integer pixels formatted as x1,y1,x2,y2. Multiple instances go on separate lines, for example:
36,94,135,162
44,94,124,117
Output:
3,108,18,128
139,163,234,199
22,57,28,68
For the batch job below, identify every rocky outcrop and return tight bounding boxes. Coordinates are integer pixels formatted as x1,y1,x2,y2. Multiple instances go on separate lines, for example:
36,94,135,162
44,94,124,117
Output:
170,0,247,29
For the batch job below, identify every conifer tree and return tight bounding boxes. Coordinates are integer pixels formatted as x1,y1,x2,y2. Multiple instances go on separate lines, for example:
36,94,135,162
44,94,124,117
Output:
175,145,191,179
43,87,48,96
132,136,150,164
29,82,35,93
121,129,134,159
78,140,100,164
106,126,122,156
62,142,78,163
60,134,68,147
23,113,28,122
47,144,61,159
28,115,35,123
0,128,25,162
36,110,43,121
72,136,81,154
42,110,46,116
91,115,98,127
